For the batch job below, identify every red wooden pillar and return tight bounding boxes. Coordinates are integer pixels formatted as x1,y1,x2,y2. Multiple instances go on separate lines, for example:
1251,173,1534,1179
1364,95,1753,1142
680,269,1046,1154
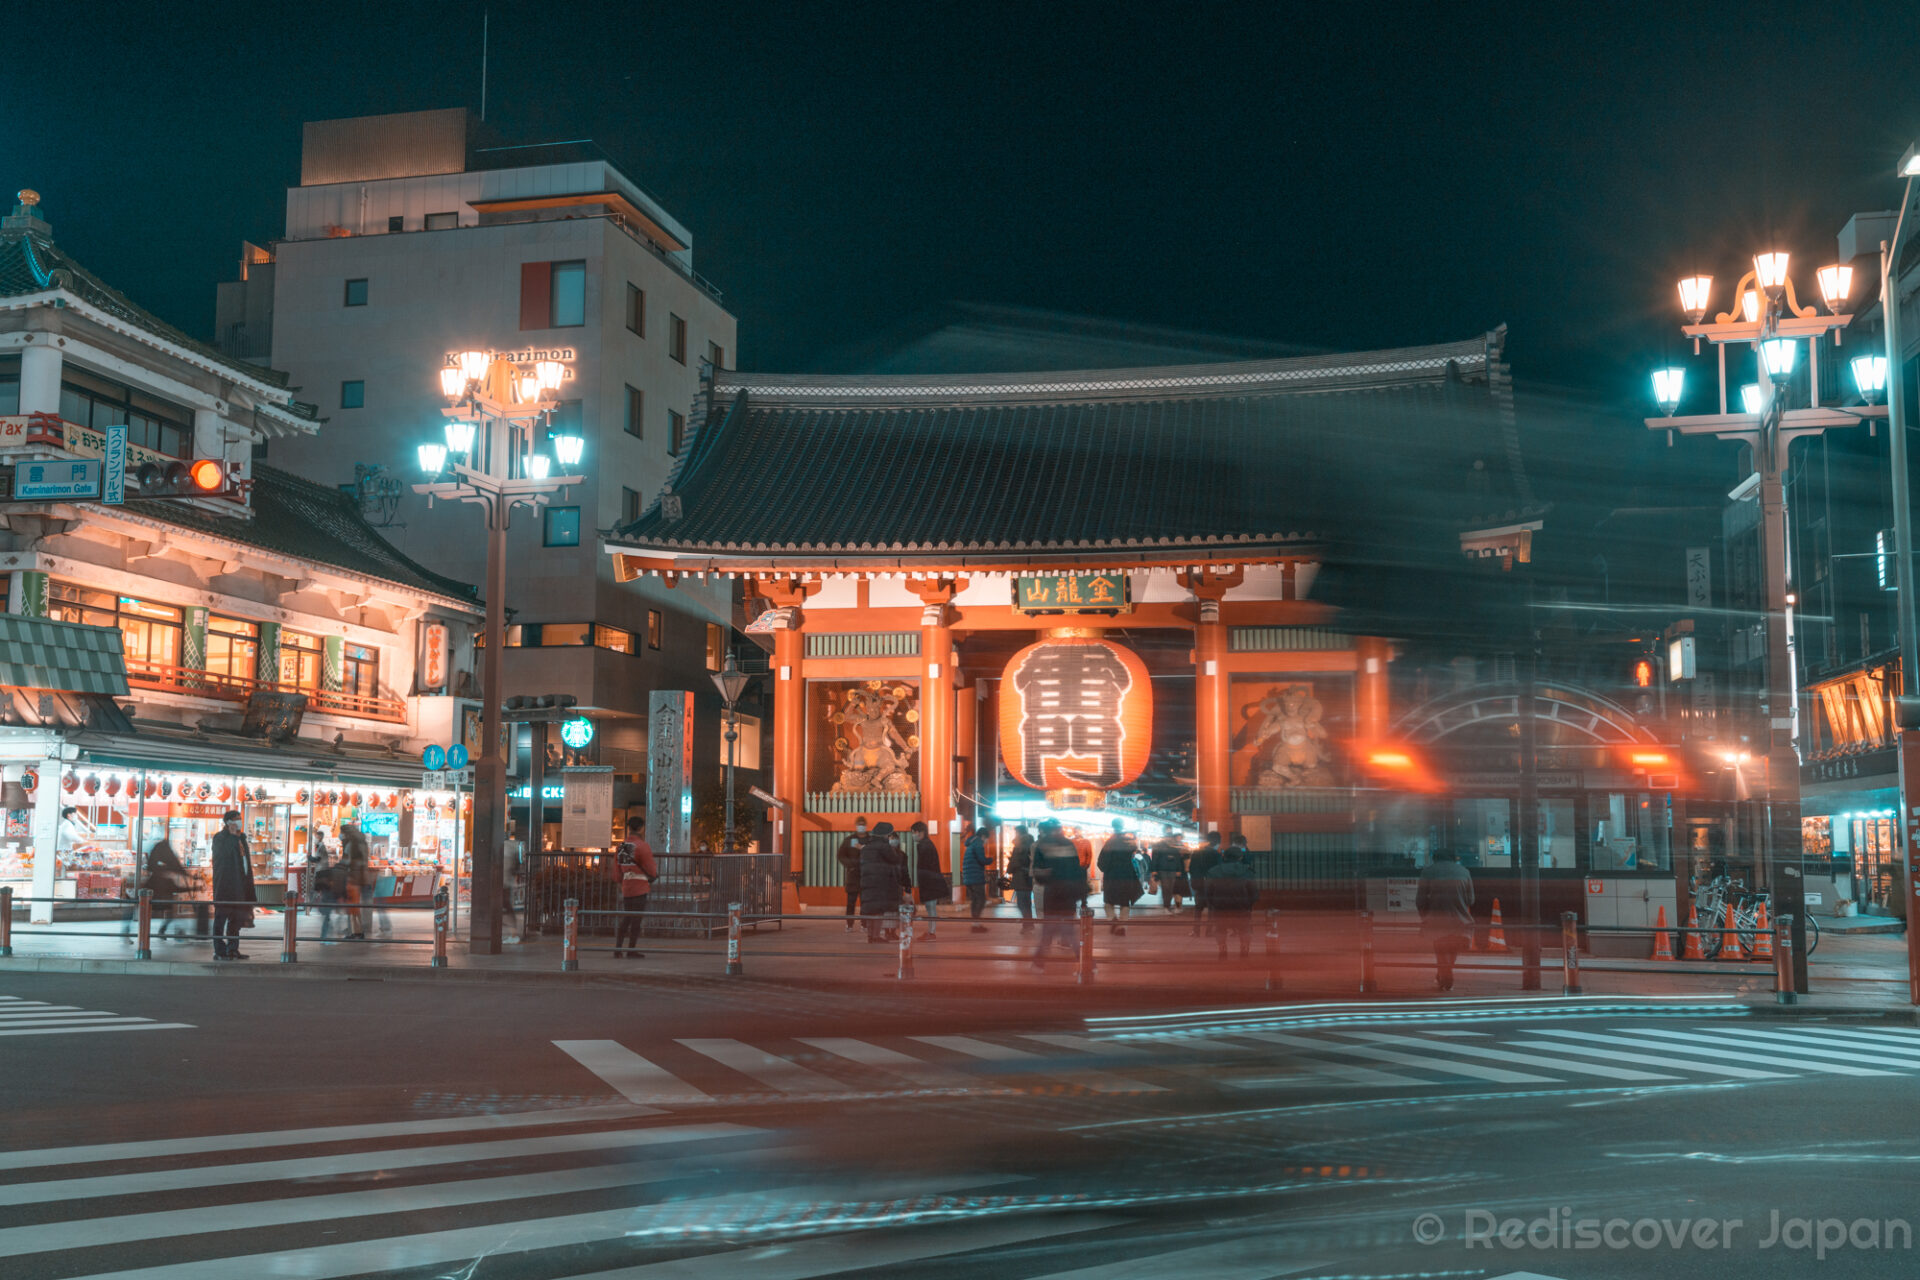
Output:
952,675,977,870
914,582,959,853
1182,566,1243,835
1357,635,1390,741
758,575,814,908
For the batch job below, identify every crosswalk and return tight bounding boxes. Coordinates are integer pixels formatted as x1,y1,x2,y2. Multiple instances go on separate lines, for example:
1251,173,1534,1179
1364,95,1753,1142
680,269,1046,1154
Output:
0,994,192,1038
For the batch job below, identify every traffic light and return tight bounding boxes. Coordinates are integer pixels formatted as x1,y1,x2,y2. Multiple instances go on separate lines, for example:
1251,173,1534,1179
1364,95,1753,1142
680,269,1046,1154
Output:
133,458,235,498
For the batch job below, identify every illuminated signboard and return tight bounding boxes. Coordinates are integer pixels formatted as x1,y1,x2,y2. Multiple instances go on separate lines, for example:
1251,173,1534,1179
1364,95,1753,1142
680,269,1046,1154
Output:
1012,573,1131,614
999,636,1152,790
560,715,595,749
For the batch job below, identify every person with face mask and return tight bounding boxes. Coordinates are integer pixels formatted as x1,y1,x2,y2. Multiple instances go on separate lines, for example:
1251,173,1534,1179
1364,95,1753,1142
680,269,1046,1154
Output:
860,822,909,942
209,810,257,961
837,818,868,932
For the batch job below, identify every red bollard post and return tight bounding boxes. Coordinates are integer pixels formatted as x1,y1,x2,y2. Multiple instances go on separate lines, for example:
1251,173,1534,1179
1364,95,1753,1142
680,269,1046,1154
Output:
1264,908,1282,991
0,885,12,956
135,889,154,960
561,897,579,972
725,901,743,976
279,893,298,963
897,903,915,979
432,886,449,968
1358,909,1377,994
1560,911,1582,996
1077,904,1096,984
1774,912,1796,1006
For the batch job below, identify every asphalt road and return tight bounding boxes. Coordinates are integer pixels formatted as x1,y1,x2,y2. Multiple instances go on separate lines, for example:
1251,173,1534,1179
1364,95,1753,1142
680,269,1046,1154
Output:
5,971,1919,1279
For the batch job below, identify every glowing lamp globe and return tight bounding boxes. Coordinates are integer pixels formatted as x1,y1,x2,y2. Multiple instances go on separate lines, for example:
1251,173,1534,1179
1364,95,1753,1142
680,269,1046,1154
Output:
1853,354,1888,402
417,442,448,473
1753,252,1790,291
1676,275,1712,322
438,367,465,398
998,636,1152,791
1816,263,1853,313
1651,367,1685,414
1740,383,1765,415
1761,337,1798,382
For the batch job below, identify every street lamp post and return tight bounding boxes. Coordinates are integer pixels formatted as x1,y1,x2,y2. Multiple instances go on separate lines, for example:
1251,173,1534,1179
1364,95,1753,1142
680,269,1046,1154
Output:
416,353,586,954
710,651,755,855
1647,248,1885,994
1881,142,1920,1003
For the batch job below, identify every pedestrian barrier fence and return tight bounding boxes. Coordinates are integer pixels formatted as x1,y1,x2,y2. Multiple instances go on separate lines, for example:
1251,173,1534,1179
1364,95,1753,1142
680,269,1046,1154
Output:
524,852,785,938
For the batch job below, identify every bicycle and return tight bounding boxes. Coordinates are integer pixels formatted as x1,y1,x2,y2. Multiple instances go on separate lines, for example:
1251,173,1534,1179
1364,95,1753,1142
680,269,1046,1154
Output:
1691,873,1819,959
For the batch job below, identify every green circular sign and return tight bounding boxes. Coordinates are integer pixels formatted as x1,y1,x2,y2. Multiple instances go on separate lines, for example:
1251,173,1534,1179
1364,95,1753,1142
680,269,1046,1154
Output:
559,715,595,750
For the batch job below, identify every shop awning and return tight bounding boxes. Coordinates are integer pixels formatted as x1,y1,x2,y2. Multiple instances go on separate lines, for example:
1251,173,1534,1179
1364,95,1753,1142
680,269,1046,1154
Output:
64,729,435,789
0,616,130,696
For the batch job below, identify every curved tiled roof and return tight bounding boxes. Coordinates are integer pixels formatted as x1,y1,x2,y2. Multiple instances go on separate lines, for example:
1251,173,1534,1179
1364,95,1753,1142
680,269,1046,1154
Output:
613,329,1532,558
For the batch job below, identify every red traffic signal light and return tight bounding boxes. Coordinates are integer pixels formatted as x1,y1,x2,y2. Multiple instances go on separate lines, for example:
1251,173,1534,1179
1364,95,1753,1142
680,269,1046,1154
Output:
133,458,235,499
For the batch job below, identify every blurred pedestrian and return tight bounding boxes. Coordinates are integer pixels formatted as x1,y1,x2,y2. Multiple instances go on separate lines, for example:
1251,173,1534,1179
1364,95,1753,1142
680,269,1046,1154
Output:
146,840,188,939
341,824,382,939
1206,836,1259,959
209,810,256,960
1150,834,1188,913
962,822,994,933
1416,849,1476,992
1028,818,1088,971
860,821,907,942
309,844,342,941
837,818,868,932
1097,819,1143,936
1008,825,1036,934
1188,831,1224,937
910,821,949,939
612,817,658,959
502,821,525,932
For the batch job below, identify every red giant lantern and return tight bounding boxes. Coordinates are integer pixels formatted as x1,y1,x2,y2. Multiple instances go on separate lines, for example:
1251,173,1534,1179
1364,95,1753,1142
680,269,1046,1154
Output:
998,634,1153,791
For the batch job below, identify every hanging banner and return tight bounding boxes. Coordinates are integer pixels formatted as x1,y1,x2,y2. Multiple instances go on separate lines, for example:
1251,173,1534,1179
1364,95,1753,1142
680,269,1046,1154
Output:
418,620,451,695
999,635,1152,789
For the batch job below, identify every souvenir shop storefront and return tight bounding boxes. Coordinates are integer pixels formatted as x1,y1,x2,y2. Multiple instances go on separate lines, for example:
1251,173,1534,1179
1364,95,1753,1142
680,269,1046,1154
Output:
0,729,470,913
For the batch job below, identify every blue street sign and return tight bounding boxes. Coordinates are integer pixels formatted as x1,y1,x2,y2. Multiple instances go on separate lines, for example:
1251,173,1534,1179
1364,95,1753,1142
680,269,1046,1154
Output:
103,425,127,505
15,459,102,500
448,743,468,769
422,744,447,770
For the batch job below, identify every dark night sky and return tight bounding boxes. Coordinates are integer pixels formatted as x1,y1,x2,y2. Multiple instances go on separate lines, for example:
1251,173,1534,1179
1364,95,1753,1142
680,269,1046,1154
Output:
17,2,1920,452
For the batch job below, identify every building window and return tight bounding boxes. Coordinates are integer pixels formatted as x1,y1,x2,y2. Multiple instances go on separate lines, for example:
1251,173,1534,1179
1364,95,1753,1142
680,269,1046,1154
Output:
341,380,365,409
668,409,686,456
594,624,633,653
49,584,182,675
669,314,687,363
206,616,260,681
544,505,581,547
342,643,380,698
424,211,458,230
626,283,645,336
622,486,643,524
551,261,586,327
279,631,323,691
624,385,644,438
343,278,368,307
647,609,663,650
0,357,18,415
707,340,725,371
387,215,405,233
706,623,724,672
58,367,191,457
536,623,591,646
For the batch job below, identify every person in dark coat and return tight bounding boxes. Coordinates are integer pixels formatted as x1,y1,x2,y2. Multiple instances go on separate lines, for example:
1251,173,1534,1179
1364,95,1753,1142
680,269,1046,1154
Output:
209,810,257,960
836,818,868,931
961,823,993,932
1007,826,1036,933
859,822,909,942
1187,831,1224,936
1028,819,1089,970
910,821,950,939
1096,819,1143,936
1205,838,1259,959
130,839,189,940
1149,835,1188,913
1416,849,1476,991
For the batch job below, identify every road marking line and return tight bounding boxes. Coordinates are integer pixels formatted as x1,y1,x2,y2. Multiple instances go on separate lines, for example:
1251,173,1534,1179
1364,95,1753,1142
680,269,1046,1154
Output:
911,1035,1166,1093
1237,1029,1554,1084
0,1022,191,1038
1345,1032,1677,1081
1018,1033,1150,1056
0,1103,651,1172
1597,1027,1899,1076
554,1040,702,1105
794,1037,977,1085
1696,1027,1920,1068
1534,1028,1894,1077
0,1122,756,1207
1776,1026,1920,1053
0,1005,87,1016
1504,1039,1787,1079
677,1039,854,1094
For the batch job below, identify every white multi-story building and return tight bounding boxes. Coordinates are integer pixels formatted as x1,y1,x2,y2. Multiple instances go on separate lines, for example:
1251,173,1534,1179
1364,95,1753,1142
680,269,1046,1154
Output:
1,189,485,919
216,109,746,791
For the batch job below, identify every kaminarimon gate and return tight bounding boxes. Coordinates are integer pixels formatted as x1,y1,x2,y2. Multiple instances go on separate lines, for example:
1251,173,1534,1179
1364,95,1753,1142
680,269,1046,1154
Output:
607,330,1531,906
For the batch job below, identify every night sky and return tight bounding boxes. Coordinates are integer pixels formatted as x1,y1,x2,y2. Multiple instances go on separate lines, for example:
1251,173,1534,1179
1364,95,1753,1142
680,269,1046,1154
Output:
18,1,1920,470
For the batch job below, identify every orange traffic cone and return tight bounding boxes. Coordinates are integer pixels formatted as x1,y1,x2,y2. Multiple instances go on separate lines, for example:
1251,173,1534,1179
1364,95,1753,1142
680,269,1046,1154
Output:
1721,901,1744,959
1485,898,1509,953
1652,905,1674,960
1683,905,1706,960
1750,901,1773,960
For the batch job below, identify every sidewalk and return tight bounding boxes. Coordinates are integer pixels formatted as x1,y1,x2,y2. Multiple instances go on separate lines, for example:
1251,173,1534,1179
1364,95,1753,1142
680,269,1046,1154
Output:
3,901,1913,1016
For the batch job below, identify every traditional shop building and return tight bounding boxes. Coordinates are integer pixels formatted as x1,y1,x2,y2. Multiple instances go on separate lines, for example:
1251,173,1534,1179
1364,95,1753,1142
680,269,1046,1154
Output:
606,331,1548,905
1,190,484,919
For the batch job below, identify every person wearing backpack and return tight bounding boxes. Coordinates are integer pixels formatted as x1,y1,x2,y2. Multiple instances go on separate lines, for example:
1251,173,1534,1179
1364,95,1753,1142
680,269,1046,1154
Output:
611,817,659,959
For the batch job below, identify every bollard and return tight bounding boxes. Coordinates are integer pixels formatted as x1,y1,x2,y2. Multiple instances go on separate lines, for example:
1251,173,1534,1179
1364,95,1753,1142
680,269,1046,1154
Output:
1264,908,1282,992
1077,904,1096,984
897,902,915,980
431,886,449,968
279,893,297,964
725,901,743,976
1560,911,1582,996
1358,909,1377,994
1774,911,1796,1006
0,885,11,956
561,897,579,972
135,889,153,960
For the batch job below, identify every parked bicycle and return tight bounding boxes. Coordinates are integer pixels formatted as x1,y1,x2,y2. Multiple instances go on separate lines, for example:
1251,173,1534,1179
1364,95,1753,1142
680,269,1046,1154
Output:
1691,873,1818,959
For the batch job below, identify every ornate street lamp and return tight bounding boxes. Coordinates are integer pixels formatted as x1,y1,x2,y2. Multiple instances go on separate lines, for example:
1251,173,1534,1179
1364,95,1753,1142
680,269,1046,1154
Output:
709,651,756,855
1852,354,1888,403
1651,367,1685,415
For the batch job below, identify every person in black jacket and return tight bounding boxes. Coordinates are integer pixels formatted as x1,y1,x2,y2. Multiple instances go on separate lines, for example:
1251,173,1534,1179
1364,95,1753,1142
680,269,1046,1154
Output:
1096,820,1143,936
859,822,909,942
1007,825,1036,934
1187,831,1224,937
910,821,949,940
837,817,868,932
1206,837,1259,959
1028,819,1089,971
209,810,257,960
1149,835,1188,913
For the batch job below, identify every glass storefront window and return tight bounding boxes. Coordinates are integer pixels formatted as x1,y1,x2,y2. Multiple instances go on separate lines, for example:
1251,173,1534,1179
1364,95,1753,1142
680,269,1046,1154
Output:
343,643,379,698
50,583,182,674
1592,793,1671,870
1451,798,1512,867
